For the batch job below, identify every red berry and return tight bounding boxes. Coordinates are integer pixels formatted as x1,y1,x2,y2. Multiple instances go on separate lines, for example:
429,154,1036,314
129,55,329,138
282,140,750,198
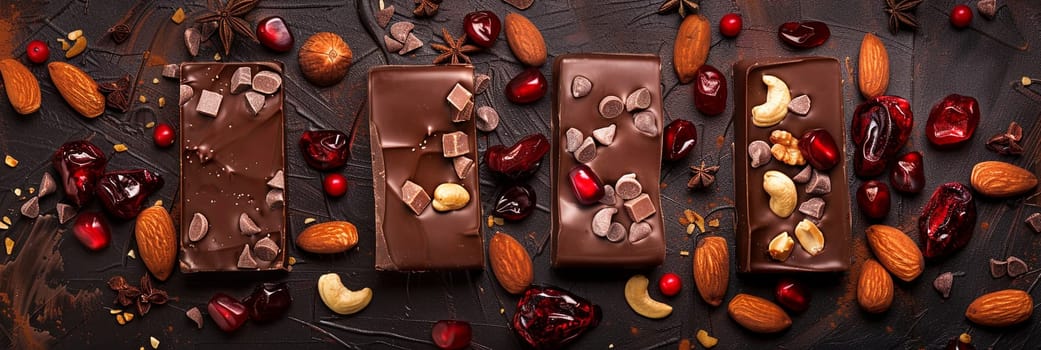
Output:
925,94,979,149
775,278,811,313
778,21,830,49
662,119,697,161
95,169,164,219
950,5,973,28
919,182,976,258
26,40,49,64
431,320,472,350
256,16,294,53
692,65,727,116
52,140,108,207
719,13,743,37
658,272,682,296
567,164,604,205
463,11,501,48
505,67,547,104
323,173,348,197
300,130,351,170
72,211,111,251
242,282,292,323
799,128,841,171
493,184,536,221
208,293,249,333
857,180,891,220
153,123,175,147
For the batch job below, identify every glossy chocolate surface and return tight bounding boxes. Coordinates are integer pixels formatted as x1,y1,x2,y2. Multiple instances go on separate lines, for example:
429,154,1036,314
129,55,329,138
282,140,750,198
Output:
733,57,851,273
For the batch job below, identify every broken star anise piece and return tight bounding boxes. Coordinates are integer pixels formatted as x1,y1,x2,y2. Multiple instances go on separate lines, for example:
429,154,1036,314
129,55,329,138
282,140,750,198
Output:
135,274,169,315
431,28,481,65
657,0,700,18
687,161,719,190
196,0,259,55
413,0,442,18
98,74,133,112
985,121,1024,156
884,0,924,34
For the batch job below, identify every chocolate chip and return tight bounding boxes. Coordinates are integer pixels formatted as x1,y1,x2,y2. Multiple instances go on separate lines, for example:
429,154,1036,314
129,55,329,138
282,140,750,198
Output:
184,28,201,57
442,131,470,158
1026,212,1041,233
446,83,473,111
599,185,617,205
376,5,395,28
792,165,813,183
475,106,499,132
503,0,534,10
267,170,285,189
615,173,642,200
162,64,179,79
57,203,76,224
266,189,284,209
788,94,811,115
572,75,592,98
592,124,616,145
20,196,39,218
933,272,954,299
244,91,265,116
574,137,597,163
231,66,252,94
189,212,209,242
453,100,474,123
798,197,826,219
179,85,194,105
625,87,652,111
237,245,258,269
592,207,617,237
402,180,430,215
38,172,56,198
474,74,491,95
390,22,414,42
748,140,772,168
239,213,261,235
633,110,659,137
196,89,223,118
624,193,656,222
252,71,282,95
1007,256,1028,278
806,169,831,195
399,33,423,55
186,307,204,329
253,237,280,261
384,35,404,52
629,222,652,243
565,128,583,152
606,222,627,243
989,258,1008,278
599,96,624,119
453,156,474,180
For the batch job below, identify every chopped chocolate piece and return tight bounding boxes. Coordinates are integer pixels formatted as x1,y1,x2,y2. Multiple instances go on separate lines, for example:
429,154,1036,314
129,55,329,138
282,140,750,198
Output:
384,35,404,52
376,5,395,28
230,66,252,94
792,165,813,183
629,222,652,243
390,22,414,42
1006,256,1028,278
188,213,209,242
446,83,473,111
605,222,627,242
788,94,811,115
625,87,652,111
592,207,617,237
253,237,280,261
614,173,642,200
572,75,592,98
1026,212,1041,233
237,245,258,269
474,74,491,95
265,189,284,208
565,128,583,152
573,137,597,163
196,89,223,118
633,110,659,137
239,213,262,235
599,185,617,205
57,203,76,224
592,124,616,145
267,170,285,189
624,193,656,222
453,156,474,180
184,28,201,56
162,64,179,79
598,96,624,119
244,91,265,115
798,197,826,219
990,258,1008,278
933,272,954,299
252,71,282,94
442,131,470,158
20,196,39,218
475,106,499,132
401,180,430,215
806,169,832,195
179,84,194,105
399,33,423,54
186,307,204,329
748,140,773,168
38,172,56,198
452,100,474,123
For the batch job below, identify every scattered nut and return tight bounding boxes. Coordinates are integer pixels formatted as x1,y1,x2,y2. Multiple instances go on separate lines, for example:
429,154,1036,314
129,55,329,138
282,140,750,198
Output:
768,232,794,261
317,273,372,315
5,155,18,167
793,219,824,256
431,183,470,212
858,259,894,313
751,75,791,127
696,329,718,348
624,275,673,319
769,130,805,166
762,170,796,218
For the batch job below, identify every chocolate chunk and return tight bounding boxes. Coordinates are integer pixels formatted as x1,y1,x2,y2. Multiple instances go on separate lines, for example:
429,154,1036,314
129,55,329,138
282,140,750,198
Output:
253,237,280,261
598,96,624,119
446,83,473,111
244,91,265,115
605,222,627,243
186,307,204,329
503,0,534,10
629,222,652,243
625,87,652,111
376,5,395,28
252,71,282,95
798,197,826,219
624,193,656,222
572,75,592,98
474,74,491,95
179,84,194,105
614,173,642,200
748,140,772,168
266,170,285,189
442,131,470,158
266,189,284,209
401,180,430,215
399,33,423,55
239,213,261,235
633,110,659,137
565,128,583,153
792,165,813,183
990,258,1008,278
592,124,616,145
196,89,223,118
788,94,811,115
600,185,617,205
453,100,474,123
384,35,404,52
230,66,252,94
1026,212,1041,233
188,213,209,242
453,156,474,180
237,245,258,269
162,64,179,79
57,203,76,224
475,106,499,132
1006,256,1028,277
390,22,414,42
38,172,56,198
20,196,39,218
184,28,201,57
573,137,597,163
806,169,832,195
591,207,617,237
933,272,954,299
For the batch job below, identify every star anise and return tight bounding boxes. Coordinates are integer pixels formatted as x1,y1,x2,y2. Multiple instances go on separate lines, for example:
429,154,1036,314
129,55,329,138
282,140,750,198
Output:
98,74,132,112
687,161,719,190
107,275,169,315
196,0,259,55
413,0,442,18
431,28,480,65
985,122,1024,156
657,0,700,18
884,0,924,34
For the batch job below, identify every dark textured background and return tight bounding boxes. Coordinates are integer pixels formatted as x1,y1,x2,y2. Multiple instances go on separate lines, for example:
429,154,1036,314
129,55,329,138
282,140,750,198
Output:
1,0,1040,349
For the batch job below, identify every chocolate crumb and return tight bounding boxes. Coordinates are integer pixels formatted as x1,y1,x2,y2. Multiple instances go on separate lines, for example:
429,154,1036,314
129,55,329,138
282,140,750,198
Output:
933,272,954,299
239,213,261,235
599,96,624,119
1026,212,1041,233
376,5,395,28
57,203,76,224
237,245,258,269
625,87,652,111
453,156,474,180
572,75,592,98
748,140,772,168
1006,256,1028,277
592,207,617,237
565,128,583,152
38,172,56,198
20,196,39,218
186,307,204,329
633,110,659,137
502,0,534,10
792,165,813,183
798,197,826,219
401,180,430,215
990,258,1008,278
806,169,832,195
189,213,209,242
623,193,656,222
442,131,470,158
475,106,499,132
606,222,627,243
629,221,652,243
788,94,811,115
592,124,616,145
599,185,617,205
474,74,492,95
977,0,997,19
574,137,597,163
253,237,280,261
184,28,201,57
615,173,642,200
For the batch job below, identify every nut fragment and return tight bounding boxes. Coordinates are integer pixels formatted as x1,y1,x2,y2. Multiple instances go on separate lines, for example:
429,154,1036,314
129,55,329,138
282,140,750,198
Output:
431,183,470,212
769,130,805,166
317,273,373,315
751,75,791,127
696,330,718,348
768,232,794,261
762,171,796,218
793,219,824,255
624,275,673,319
747,140,771,168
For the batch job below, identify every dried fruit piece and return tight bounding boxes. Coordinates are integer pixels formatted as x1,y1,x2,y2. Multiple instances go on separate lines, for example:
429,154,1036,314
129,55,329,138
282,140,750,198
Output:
242,282,292,322
432,320,472,350
663,119,697,161
798,128,840,170
727,294,792,333
493,184,535,221
778,21,830,49
208,293,249,332
919,182,976,258
53,140,107,207
504,67,547,104
858,259,894,313
73,211,111,250
851,95,913,177
568,164,604,205
512,286,600,349
889,151,925,194
624,275,673,319
693,237,729,307
95,169,164,219
775,279,811,313
692,65,726,115
857,180,891,220
926,94,979,148
485,135,550,179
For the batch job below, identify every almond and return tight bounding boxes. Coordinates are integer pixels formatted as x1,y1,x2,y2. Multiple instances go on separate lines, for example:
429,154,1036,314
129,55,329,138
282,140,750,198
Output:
857,259,894,313
48,62,104,118
296,221,359,254
135,205,177,281
727,293,791,333
693,236,728,306
673,14,711,83
0,59,41,114
970,161,1038,198
865,225,923,282
489,232,533,294
504,13,546,67
857,33,889,98
965,289,1033,327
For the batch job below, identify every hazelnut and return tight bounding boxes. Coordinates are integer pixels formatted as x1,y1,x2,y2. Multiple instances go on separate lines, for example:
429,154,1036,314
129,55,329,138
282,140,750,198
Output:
431,183,470,212
298,32,352,87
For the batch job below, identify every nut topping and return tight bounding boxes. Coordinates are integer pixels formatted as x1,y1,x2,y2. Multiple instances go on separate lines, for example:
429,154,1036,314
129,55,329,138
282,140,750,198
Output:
769,130,805,166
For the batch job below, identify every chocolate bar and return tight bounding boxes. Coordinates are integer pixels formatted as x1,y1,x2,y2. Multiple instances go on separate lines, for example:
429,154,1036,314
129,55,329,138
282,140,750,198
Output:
733,56,852,273
179,62,287,272
551,53,666,268
369,65,484,271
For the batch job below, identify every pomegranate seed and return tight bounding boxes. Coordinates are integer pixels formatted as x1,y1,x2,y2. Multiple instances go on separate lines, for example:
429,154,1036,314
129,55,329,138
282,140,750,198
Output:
72,211,111,251
919,182,976,258
851,95,913,178
719,13,743,37
323,173,348,197
889,151,925,194
662,119,697,161
775,278,811,313
52,140,108,207
95,169,165,219
950,5,973,28
153,123,175,148
431,320,472,350
513,286,600,349
493,184,536,221
242,282,292,323
926,94,979,149
484,134,550,180
778,21,830,49
658,272,682,296
857,180,891,220
26,40,49,64
256,16,294,53
692,65,727,116
505,67,547,104
798,128,840,171
208,293,249,333
299,130,350,170
462,11,501,48
568,164,604,205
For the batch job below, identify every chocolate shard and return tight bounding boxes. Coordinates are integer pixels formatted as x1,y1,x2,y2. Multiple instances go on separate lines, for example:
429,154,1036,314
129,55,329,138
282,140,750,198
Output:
184,28,201,57
237,245,258,269
990,258,1008,278
625,87,652,111
399,33,423,55
798,197,826,219
196,90,223,118
401,180,430,215
615,173,642,200
591,207,617,237
806,169,831,195
592,124,616,145
57,203,77,224
239,213,262,235
453,156,474,180
162,64,179,79
748,140,773,168
629,221,652,243
605,222,627,242
252,71,282,95
452,100,474,123
1006,256,1028,277
633,110,659,137
230,66,252,94
265,189,284,209
565,128,583,153
244,91,265,116
446,83,473,111
788,94,811,115
384,35,404,52
267,170,285,189
623,193,656,222
933,272,954,299
475,106,499,132
390,22,414,42
253,236,280,261
179,84,194,105
442,131,470,158
599,185,617,205
20,196,39,218
474,73,492,95
598,96,624,119
573,137,597,163
186,307,204,329
376,5,395,28
1026,212,1041,233
792,165,813,183
188,213,209,242
571,75,592,98
38,172,57,198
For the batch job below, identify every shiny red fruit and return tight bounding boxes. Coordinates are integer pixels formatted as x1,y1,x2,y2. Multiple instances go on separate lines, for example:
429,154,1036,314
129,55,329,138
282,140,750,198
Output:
323,173,348,197
300,130,350,171
52,140,108,207
926,94,979,149
778,21,830,49
242,282,292,323
72,212,111,251
889,151,925,194
719,13,743,37
950,5,973,28
920,182,976,259
208,293,249,333
662,119,697,161
513,286,600,349
775,278,811,313
463,11,501,48
95,169,165,219
857,180,891,220
256,16,294,52
851,95,914,178
692,64,727,116
799,128,841,171
153,123,175,147
493,183,536,221
568,164,604,205
505,67,547,104
658,273,682,296
485,134,550,179
431,320,472,350
26,40,49,64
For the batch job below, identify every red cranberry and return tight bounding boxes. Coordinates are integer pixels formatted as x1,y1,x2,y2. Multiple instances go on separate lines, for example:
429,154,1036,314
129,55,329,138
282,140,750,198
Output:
662,119,697,161
323,173,348,197
658,273,682,297
52,140,108,207
798,128,840,171
484,134,550,180
208,293,249,333
851,95,913,178
256,16,294,53
153,123,175,148
72,211,111,251
920,182,976,259
95,169,164,219
26,40,49,64
778,21,830,49
463,11,501,48
568,164,604,205
493,184,536,221
950,5,973,28
431,320,472,350
857,180,891,220
242,282,292,323
775,278,811,313
299,130,350,171
505,67,547,104
926,94,979,149
513,286,600,349
692,65,727,116
719,13,743,38
889,151,925,194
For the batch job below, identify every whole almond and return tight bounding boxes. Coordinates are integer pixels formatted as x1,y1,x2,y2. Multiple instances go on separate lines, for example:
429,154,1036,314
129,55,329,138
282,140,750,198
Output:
296,221,359,254
727,293,792,333
858,33,889,98
504,13,546,67
693,236,729,306
970,161,1038,198
673,14,711,83
48,62,104,118
0,58,41,114
135,205,177,281
488,232,534,294
857,259,894,313
865,225,923,282
965,289,1033,327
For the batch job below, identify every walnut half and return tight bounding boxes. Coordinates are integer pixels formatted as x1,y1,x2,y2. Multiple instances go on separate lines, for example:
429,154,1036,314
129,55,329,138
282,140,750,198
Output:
769,129,806,166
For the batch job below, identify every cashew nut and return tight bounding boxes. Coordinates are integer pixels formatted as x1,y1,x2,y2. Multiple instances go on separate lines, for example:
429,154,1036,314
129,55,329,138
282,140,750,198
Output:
624,274,673,319
751,75,792,127
317,273,372,315
431,183,470,212
794,219,825,256
763,170,796,218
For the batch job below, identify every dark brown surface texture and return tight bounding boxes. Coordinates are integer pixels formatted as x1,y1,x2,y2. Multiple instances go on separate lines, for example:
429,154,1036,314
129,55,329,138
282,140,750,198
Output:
0,1,1040,349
